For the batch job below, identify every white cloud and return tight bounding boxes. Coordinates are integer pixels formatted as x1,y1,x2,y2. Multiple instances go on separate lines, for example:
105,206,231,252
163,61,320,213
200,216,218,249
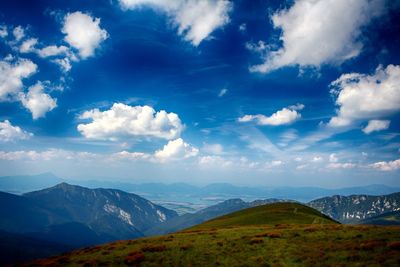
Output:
239,23,246,32
0,120,32,142
328,65,400,127
119,0,232,46
218,88,228,97
369,159,400,171
327,162,356,169
19,38,38,53
198,155,232,167
278,129,298,147
78,103,184,141
362,119,390,134
37,45,70,58
312,156,323,162
329,153,338,163
0,149,99,161
202,143,223,155
250,0,385,73
154,138,198,161
0,57,37,101
62,11,108,59
112,150,151,160
238,104,304,126
51,57,72,72
0,25,8,38
12,26,25,41
19,82,57,119
267,160,284,167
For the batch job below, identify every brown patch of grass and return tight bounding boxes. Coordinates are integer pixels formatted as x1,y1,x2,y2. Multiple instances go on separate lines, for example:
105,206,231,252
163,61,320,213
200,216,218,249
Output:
180,244,193,251
274,224,288,229
217,241,224,246
359,240,385,250
249,237,264,244
254,232,270,238
267,232,282,238
124,251,145,265
388,241,400,250
141,244,167,252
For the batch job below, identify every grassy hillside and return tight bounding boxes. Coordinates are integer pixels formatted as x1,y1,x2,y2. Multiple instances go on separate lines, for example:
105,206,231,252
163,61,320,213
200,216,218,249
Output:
189,202,336,230
25,203,400,266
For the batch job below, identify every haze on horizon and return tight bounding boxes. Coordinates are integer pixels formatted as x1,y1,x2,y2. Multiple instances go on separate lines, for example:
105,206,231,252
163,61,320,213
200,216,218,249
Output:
0,0,399,188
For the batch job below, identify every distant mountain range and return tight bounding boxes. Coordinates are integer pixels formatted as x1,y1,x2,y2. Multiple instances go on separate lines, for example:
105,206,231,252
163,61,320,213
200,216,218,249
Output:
308,192,400,223
1,173,400,203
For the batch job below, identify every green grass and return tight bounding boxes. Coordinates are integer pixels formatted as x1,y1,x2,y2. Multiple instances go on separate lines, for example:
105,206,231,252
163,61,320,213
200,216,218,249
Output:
23,202,400,266
188,202,337,230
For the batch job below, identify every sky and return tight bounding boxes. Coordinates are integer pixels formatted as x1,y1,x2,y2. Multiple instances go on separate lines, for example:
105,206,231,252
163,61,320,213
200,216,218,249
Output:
0,0,399,187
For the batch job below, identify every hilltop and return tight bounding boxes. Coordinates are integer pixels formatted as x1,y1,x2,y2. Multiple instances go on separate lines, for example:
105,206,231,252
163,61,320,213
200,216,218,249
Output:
26,202,400,266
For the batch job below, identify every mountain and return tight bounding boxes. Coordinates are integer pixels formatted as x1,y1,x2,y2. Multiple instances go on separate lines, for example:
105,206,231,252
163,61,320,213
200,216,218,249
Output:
308,192,400,223
360,210,400,225
0,173,64,194
22,183,178,239
29,203,400,266
0,183,178,264
145,198,291,235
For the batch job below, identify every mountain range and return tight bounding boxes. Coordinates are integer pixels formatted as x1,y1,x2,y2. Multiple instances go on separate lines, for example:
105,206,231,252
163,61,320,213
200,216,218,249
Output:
2,181,400,265
308,192,400,223
1,173,400,203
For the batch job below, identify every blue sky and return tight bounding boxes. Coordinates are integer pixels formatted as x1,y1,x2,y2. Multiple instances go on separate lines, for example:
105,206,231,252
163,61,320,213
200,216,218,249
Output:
0,0,399,187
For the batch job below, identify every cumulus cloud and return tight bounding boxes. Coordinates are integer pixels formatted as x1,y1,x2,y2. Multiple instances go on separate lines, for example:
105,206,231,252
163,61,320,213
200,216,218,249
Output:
202,143,223,155
362,119,390,134
37,45,70,58
328,65,400,127
154,138,198,161
112,150,151,160
19,38,38,53
0,120,32,142
198,155,232,167
369,159,400,171
238,104,304,126
12,26,25,42
0,25,7,38
312,156,323,162
19,82,57,119
250,0,385,73
329,153,338,163
51,58,72,72
119,0,232,46
0,149,99,161
62,11,108,59
78,103,184,141
327,162,356,169
0,57,37,101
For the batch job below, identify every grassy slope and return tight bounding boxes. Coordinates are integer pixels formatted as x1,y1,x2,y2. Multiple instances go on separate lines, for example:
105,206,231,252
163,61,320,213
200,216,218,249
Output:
188,202,337,230
25,203,400,266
